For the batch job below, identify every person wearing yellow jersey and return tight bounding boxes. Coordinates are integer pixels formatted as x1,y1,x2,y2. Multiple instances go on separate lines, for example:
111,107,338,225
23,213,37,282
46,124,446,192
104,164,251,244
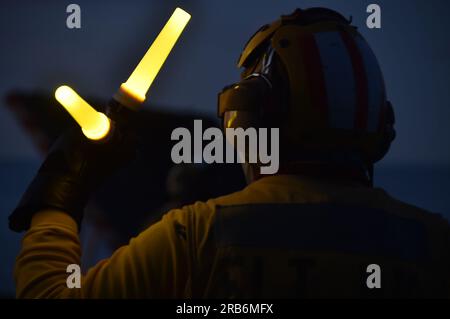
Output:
9,8,450,298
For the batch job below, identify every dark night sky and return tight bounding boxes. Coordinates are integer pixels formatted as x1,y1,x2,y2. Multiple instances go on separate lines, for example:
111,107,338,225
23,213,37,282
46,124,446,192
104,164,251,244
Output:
0,0,450,165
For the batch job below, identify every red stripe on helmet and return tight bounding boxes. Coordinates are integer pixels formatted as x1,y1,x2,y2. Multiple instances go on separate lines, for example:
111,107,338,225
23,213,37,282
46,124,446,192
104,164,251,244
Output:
340,30,369,131
298,34,329,126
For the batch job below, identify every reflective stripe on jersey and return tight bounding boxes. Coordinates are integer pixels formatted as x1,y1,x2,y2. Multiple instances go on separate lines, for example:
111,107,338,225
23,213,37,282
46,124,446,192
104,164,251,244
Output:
214,203,428,262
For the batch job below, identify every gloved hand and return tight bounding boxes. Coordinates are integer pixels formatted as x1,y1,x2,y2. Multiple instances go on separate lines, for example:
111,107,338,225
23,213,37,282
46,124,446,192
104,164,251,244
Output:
9,101,137,232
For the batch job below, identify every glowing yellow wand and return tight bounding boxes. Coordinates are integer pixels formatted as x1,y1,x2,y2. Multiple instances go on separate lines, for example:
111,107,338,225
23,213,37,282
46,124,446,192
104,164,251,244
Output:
55,85,111,140
54,8,191,140
114,7,191,109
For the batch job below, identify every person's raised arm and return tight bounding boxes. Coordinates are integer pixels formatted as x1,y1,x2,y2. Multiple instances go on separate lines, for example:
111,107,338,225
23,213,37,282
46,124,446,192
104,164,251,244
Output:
14,207,190,298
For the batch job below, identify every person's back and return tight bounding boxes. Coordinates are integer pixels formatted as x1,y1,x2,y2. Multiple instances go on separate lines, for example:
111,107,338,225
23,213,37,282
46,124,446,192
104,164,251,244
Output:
179,174,450,298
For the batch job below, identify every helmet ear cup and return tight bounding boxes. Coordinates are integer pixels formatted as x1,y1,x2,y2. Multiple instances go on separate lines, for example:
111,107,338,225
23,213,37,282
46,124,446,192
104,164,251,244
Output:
218,74,274,129
372,101,396,163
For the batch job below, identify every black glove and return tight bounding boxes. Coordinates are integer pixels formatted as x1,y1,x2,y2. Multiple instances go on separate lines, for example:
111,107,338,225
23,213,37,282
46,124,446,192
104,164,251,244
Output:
9,101,137,232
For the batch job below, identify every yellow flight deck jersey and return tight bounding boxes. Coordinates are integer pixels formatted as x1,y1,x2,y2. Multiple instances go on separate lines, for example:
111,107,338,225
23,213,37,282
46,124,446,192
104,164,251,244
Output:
15,175,450,298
